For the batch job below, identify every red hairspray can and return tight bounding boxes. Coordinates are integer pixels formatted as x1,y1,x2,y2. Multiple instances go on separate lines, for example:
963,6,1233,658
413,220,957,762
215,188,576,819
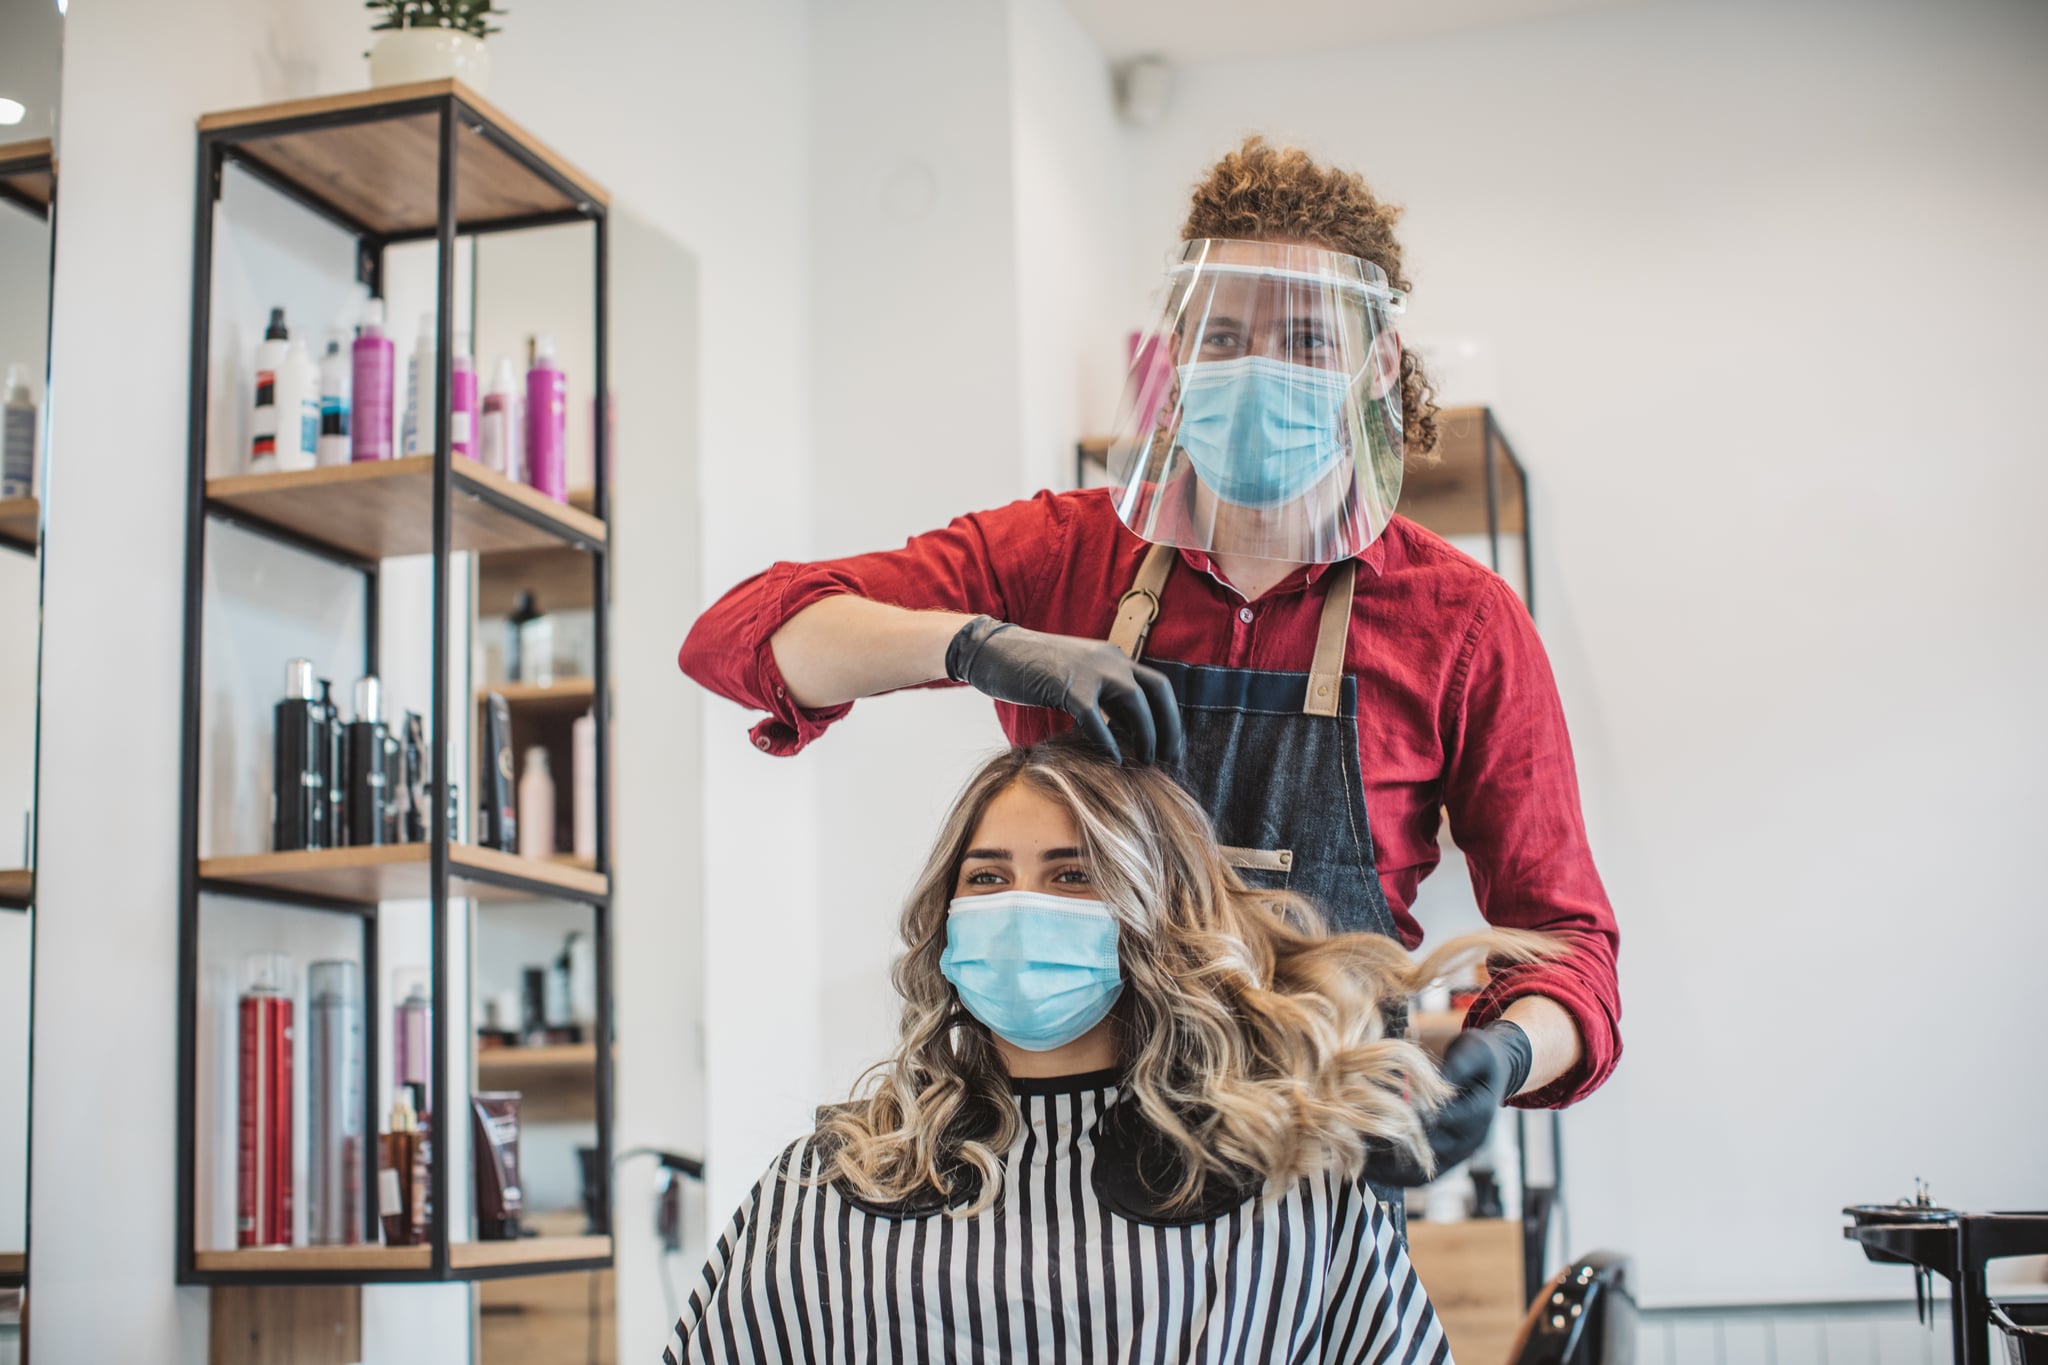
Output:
237,953,294,1247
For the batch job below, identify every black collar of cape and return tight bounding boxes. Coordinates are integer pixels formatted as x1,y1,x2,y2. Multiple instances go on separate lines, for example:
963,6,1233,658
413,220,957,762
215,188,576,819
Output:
815,1078,1262,1227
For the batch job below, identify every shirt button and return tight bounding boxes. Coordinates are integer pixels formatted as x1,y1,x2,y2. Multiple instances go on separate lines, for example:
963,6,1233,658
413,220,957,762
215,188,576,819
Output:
1237,606,1254,624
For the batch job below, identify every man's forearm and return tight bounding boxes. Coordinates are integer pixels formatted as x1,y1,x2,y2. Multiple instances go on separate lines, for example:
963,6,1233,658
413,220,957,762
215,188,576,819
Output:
769,596,975,709
1500,995,1583,1097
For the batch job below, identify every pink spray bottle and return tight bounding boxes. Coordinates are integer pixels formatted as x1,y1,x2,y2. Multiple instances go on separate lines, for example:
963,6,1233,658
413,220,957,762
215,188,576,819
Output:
351,299,395,463
524,333,567,503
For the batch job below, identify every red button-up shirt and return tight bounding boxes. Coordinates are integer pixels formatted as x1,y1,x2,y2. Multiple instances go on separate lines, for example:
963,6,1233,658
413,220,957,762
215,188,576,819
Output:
680,489,1621,1107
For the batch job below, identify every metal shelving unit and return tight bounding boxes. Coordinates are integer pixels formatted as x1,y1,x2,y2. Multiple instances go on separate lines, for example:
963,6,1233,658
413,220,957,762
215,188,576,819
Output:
174,81,613,1287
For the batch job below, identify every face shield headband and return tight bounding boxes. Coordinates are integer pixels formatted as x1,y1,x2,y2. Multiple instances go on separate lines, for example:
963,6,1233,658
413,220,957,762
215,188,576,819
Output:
1102,240,1407,565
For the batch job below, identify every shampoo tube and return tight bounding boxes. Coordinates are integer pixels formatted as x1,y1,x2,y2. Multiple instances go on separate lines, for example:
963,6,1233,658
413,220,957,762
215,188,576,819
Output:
525,334,568,502
471,1093,525,1240
2,363,37,498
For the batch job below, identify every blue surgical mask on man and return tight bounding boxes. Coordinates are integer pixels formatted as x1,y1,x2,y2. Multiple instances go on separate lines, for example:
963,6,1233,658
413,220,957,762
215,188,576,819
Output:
1174,355,1354,508
939,891,1124,1052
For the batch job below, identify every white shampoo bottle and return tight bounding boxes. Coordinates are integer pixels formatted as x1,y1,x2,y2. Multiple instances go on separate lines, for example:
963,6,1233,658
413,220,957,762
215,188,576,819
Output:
517,747,555,860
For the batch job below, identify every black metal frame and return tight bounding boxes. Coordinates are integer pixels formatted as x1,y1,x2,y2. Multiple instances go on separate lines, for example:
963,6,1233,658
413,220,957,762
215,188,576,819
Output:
175,89,612,1287
1478,409,1536,621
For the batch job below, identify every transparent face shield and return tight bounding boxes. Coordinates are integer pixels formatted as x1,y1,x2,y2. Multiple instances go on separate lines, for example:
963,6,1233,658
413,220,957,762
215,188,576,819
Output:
1103,239,1406,564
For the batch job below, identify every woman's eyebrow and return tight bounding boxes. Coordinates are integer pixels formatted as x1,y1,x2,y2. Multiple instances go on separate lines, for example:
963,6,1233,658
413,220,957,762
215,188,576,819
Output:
1040,847,1084,861
961,848,1010,861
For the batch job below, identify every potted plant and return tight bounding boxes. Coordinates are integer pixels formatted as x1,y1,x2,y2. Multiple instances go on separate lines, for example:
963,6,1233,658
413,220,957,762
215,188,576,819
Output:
366,0,505,93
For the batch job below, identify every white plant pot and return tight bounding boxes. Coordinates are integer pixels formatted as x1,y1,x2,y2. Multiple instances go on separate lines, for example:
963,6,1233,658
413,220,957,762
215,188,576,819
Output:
369,28,492,94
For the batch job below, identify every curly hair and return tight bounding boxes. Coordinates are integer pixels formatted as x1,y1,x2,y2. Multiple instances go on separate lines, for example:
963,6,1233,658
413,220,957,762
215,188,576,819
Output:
815,738,1549,1217
1182,135,1440,459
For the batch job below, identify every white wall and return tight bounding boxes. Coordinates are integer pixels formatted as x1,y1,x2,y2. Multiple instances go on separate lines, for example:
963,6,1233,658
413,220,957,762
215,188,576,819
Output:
480,9,821,1291
31,0,364,1356
801,0,1128,1099
1122,0,2048,1307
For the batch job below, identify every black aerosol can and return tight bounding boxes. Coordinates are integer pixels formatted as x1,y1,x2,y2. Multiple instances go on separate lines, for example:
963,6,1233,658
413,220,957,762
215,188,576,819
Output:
345,676,390,846
273,659,329,851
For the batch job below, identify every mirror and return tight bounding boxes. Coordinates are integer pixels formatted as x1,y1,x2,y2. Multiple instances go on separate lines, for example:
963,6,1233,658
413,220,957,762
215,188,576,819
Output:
0,0,63,1338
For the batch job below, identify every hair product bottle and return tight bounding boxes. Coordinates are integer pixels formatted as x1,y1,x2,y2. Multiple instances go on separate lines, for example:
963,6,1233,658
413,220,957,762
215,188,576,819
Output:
506,592,552,686
345,676,389,846
479,694,517,852
274,338,320,472
525,333,568,502
401,312,437,458
518,747,555,860
248,307,290,474
401,712,428,843
317,332,352,466
237,952,294,1248
320,679,346,849
380,721,404,847
272,658,329,852
393,966,431,1100
379,1092,428,1247
479,355,519,476
307,960,363,1246
450,341,478,459
351,299,395,463
2,363,37,498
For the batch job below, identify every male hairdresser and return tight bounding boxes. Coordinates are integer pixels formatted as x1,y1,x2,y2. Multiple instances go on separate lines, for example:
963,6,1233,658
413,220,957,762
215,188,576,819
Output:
680,139,1620,1203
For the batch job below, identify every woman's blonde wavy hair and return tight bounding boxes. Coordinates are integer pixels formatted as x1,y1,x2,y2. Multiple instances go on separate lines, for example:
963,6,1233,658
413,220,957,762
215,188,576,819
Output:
816,738,1551,1217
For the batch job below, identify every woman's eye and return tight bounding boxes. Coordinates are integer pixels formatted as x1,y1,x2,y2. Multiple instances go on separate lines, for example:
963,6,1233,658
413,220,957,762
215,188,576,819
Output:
1202,329,1242,351
963,870,1006,886
1292,329,1328,350
1053,867,1092,884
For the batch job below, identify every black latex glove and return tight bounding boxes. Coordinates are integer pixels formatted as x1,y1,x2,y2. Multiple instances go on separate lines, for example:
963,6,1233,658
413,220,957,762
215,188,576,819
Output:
1366,1020,1534,1187
946,616,1185,766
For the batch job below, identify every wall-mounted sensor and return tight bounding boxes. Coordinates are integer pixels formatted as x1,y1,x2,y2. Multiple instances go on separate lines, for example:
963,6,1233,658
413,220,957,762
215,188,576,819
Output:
1113,56,1171,127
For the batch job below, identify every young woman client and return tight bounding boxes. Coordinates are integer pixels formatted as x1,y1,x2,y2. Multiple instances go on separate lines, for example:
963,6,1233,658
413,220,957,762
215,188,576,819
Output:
664,739,1547,1364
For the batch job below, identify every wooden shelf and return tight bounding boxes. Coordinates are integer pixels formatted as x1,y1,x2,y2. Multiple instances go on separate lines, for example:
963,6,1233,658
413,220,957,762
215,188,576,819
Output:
478,1042,605,1121
0,497,37,554
0,138,55,218
1400,405,1527,540
206,455,605,562
478,1042,596,1081
478,489,601,615
199,81,606,238
481,677,597,718
193,1245,432,1274
450,1235,611,1272
0,868,29,910
199,844,606,907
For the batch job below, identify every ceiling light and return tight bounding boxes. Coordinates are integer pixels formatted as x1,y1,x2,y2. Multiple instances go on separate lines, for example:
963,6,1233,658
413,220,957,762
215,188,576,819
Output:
0,100,27,127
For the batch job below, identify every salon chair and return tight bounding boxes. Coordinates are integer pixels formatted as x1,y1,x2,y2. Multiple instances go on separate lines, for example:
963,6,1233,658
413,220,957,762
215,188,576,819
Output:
1503,1250,1636,1365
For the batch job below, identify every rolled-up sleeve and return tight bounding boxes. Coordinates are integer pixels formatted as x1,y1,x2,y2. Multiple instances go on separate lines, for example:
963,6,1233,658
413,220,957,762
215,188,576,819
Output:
678,492,1071,755
1443,580,1622,1107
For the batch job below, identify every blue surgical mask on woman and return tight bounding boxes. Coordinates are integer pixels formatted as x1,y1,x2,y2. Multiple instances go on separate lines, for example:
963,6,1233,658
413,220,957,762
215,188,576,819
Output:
1174,355,1353,508
939,890,1124,1052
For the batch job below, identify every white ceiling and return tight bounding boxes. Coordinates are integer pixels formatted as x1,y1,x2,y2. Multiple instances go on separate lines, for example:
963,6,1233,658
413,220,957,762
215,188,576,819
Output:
1061,0,1638,64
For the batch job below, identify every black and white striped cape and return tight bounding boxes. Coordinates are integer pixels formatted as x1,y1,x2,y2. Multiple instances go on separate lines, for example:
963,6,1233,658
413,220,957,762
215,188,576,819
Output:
664,1072,1451,1364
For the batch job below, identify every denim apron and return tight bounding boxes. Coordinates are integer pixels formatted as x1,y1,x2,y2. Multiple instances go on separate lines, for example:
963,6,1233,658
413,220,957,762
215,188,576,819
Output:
1106,541,1411,1237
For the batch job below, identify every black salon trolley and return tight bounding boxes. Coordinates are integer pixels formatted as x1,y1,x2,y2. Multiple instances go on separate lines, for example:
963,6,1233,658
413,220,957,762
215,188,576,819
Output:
1844,1201,2048,1364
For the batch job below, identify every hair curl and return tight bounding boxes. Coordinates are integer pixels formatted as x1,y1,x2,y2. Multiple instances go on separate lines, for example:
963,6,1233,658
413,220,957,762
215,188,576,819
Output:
815,738,1549,1216
1181,135,1439,460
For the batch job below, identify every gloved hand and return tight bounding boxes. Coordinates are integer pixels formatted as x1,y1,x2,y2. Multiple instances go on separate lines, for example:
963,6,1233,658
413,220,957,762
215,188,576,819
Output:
1366,1020,1533,1187
946,616,1185,766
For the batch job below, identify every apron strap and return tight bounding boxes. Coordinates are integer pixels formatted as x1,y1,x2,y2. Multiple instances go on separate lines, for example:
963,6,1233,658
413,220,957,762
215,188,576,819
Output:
1108,542,1177,661
1304,561,1357,718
